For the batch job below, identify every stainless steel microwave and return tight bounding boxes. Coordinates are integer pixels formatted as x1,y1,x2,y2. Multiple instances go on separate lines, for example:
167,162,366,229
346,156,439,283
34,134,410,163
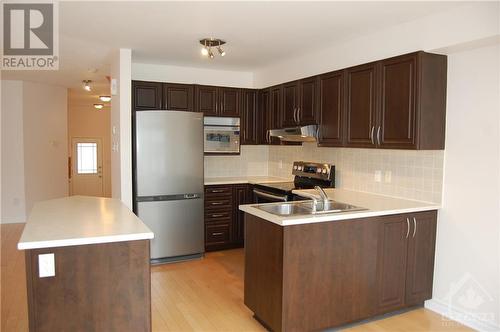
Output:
204,117,240,154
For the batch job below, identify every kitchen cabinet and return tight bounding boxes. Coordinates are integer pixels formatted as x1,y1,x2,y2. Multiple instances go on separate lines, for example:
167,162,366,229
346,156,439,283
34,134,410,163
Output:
268,86,283,145
132,80,163,110
282,81,299,127
376,210,437,313
241,89,258,145
345,62,378,148
219,87,241,117
204,184,252,251
378,52,447,149
163,83,194,112
195,85,218,116
318,71,345,147
257,89,270,144
298,76,318,125
244,210,438,331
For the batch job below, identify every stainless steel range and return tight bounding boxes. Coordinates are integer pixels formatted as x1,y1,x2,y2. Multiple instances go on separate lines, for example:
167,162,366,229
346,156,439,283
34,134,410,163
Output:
253,161,335,203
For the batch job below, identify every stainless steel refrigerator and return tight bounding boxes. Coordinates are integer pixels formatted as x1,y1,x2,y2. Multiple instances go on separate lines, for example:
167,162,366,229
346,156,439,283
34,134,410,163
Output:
135,110,204,263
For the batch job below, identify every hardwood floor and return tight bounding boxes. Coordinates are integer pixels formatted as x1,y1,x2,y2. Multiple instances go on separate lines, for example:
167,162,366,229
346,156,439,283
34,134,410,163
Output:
1,223,470,332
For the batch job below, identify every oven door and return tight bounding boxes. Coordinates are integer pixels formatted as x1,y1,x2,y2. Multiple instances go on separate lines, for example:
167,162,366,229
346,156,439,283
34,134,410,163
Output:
204,125,240,154
253,189,289,203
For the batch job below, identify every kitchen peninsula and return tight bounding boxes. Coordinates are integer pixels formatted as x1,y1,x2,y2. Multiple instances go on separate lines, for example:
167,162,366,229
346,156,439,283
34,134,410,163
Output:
17,196,154,332
240,189,439,331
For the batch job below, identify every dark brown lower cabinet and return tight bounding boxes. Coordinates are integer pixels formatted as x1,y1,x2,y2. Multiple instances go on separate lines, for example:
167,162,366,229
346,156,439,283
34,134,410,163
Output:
25,240,151,332
204,184,252,251
244,210,437,332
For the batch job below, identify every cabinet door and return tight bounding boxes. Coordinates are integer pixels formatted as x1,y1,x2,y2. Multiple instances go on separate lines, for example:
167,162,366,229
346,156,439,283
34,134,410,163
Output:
282,81,299,127
163,83,194,112
257,89,269,144
233,185,249,245
345,63,378,148
379,54,417,149
376,214,409,313
298,77,318,125
268,86,282,145
195,85,218,116
405,211,437,305
241,89,258,145
132,81,162,110
219,87,240,117
318,71,344,147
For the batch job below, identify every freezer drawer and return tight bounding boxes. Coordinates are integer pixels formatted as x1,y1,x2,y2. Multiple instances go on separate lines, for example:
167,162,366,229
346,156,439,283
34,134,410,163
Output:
137,198,204,259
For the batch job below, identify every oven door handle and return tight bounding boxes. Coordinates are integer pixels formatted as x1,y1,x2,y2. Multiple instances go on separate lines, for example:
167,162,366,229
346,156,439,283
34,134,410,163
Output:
253,189,288,202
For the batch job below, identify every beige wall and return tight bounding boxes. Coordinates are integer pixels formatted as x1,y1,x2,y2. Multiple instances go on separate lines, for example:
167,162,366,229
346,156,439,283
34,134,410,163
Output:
67,89,112,197
1,80,68,223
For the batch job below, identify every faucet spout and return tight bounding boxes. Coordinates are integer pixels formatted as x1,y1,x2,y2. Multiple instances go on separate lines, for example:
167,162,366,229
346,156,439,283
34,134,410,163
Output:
314,186,329,205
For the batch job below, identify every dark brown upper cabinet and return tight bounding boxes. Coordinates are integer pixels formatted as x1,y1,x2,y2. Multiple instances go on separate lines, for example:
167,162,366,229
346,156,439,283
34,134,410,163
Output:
376,210,437,314
256,89,269,144
163,83,194,112
195,85,218,116
268,85,283,145
282,81,299,127
345,62,378,148
219,87,241,117
378,52,447,150
241,89,258,145
318,71,344,147
132,81,163,110
298,76,318,125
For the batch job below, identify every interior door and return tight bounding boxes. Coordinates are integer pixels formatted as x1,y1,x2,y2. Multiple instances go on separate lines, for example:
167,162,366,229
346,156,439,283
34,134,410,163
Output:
70,138,104,197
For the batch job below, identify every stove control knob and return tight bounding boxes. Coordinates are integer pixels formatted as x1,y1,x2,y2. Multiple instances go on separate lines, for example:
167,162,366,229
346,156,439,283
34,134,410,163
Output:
298,166,303,171
293,165,298,170
322,169,328,174
316,168,322,173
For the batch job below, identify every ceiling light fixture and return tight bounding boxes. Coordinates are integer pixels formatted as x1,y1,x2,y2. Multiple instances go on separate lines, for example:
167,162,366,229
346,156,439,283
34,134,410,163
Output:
82,80,92,91
93,103,104,110
199,38,226,59
99,96,111,102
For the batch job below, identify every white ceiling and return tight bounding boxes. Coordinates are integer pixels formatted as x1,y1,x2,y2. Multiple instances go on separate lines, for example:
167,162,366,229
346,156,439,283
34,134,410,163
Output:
3,1,467,90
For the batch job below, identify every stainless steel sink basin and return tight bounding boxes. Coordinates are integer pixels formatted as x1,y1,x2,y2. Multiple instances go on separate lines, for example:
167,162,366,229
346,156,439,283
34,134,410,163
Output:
256,200,367,216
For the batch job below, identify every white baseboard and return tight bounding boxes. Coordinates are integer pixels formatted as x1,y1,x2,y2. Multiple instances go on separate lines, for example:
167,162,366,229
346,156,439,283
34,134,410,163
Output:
425,299,500,332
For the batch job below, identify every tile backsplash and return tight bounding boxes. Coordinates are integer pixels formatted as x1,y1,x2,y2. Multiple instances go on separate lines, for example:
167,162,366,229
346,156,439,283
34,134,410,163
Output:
268,143,444,203
204,145,269,178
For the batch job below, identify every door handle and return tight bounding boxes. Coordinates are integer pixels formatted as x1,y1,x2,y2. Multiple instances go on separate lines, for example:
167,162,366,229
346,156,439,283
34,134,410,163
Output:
293,108,297,123
211,214,224,218
211,202,224,206
298,107,301,123
370,126,375,145
412,217,417,238
406,218,410,238
212,232,224,236
210,189,224,193
377,126,381,145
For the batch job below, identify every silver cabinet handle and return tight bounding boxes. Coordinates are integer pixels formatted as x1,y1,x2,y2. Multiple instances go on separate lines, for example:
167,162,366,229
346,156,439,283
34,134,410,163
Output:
211,190,224,193
316,126,320,140
211,214,224,218
293,107,298,123
211,202,223,206
412,217,417,238
377,126,381,145
212,232,224,236
267,129,270,143
370,126,375,145
406,218,410,238
297,107,301,123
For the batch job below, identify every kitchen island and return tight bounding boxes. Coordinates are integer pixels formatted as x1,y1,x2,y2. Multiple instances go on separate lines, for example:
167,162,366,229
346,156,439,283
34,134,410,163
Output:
240,189,439,332
18,196,154,332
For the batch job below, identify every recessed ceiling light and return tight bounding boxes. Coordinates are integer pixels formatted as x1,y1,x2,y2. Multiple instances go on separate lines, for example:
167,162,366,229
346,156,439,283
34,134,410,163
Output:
99,96,111,102
82,80,92,91
93,103,104,110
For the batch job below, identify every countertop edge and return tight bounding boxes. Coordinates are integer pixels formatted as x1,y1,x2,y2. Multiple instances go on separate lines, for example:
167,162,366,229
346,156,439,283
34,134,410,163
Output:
17,232,155,250
239,205,441,227
204,176,291,186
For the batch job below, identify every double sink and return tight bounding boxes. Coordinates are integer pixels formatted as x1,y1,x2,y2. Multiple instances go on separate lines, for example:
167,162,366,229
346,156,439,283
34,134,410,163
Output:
256,199,367,217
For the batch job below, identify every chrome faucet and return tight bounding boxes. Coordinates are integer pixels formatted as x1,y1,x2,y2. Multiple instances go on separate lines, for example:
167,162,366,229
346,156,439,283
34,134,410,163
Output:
314,186,329,207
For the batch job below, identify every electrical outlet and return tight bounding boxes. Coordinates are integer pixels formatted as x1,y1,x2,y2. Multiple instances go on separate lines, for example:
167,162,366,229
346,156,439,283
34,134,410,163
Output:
374,170,382,183
38,253,55,278
385,171,392,183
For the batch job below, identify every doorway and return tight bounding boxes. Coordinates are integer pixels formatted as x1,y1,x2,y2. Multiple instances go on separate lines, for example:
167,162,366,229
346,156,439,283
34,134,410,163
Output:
70,137,104,197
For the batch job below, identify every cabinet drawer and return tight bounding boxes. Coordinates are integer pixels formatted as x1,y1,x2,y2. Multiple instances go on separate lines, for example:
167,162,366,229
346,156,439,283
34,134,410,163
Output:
205,186,232,197
205,210,232,223
206,224,231,244
205,197,233,210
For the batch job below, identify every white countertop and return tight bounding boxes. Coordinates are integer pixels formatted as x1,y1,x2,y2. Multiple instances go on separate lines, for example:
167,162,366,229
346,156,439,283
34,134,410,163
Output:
18,196,154,250
204,176,291,186
239,188,440,226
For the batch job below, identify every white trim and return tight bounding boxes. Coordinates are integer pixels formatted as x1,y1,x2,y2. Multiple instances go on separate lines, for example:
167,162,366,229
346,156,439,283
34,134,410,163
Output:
425,299,500,332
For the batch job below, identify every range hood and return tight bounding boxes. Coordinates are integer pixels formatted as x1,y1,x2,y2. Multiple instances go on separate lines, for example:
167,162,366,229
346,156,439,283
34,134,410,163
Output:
269,125,318,142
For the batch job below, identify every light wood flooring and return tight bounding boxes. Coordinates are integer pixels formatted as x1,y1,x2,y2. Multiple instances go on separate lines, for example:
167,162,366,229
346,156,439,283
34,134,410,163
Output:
1,223,471,331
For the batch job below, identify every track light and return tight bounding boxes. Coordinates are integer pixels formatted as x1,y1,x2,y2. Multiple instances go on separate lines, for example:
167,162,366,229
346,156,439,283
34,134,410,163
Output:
199,38,226,59
82,80,92,91
99,96,111,102
93,103,104,110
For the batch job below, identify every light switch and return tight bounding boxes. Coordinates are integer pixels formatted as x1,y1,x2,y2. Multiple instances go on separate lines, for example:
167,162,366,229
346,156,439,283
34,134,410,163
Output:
38,253,55,278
